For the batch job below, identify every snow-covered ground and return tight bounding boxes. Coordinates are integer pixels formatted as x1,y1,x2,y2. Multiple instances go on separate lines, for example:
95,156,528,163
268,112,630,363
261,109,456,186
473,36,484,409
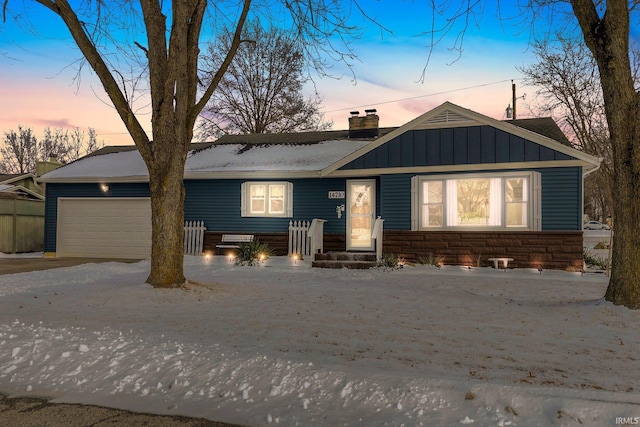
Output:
1,254,638,426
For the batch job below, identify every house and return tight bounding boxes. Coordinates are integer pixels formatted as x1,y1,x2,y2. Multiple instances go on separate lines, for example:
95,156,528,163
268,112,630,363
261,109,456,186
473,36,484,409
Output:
38,102,600,269
0,173,46,253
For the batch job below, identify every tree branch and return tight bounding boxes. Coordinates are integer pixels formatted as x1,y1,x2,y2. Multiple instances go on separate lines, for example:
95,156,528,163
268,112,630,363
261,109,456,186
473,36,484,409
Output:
34,0,150,157
193,0,252,117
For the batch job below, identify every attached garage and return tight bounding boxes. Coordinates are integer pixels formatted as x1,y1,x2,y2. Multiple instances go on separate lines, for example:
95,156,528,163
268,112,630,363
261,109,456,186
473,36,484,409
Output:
56,198,151,259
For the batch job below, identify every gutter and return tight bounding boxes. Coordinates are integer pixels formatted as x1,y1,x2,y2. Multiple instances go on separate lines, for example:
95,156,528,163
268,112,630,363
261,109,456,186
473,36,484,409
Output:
582,156,603,178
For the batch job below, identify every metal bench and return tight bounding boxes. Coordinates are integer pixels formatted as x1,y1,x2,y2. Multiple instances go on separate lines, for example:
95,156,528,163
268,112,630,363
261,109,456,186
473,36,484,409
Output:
216,234,254,254
488,257,514,270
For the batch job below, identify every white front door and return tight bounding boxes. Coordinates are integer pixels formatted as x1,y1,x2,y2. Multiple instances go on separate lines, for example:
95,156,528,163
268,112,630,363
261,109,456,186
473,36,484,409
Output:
346,179,375,251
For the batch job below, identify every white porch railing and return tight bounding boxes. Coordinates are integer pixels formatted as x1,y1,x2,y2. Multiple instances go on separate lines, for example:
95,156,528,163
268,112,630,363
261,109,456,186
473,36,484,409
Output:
371,216,384,262
289,220,310,256
289,218,326,257
184,220,206,255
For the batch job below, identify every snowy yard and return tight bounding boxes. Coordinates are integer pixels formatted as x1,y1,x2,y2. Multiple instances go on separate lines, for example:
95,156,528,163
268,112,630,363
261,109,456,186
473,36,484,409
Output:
0,254,639,426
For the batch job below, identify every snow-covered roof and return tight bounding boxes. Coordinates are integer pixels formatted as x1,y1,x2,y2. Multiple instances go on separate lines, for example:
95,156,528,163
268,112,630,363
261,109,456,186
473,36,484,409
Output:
186,140,371,173
39,149,149,182
38,138,373,182
38,102,600,183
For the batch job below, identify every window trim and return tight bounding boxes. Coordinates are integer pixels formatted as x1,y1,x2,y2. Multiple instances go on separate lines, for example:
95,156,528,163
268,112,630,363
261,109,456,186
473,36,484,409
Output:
412,171,540,231
241,181,293,218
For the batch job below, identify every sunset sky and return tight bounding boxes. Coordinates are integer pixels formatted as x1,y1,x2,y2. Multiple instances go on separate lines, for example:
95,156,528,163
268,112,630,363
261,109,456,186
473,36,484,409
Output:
1,2,578,147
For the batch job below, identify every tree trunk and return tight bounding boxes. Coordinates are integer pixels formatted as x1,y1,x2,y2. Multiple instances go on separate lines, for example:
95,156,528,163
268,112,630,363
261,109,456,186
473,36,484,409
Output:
146,162,187,287
604,93,640,308
571,0,640,308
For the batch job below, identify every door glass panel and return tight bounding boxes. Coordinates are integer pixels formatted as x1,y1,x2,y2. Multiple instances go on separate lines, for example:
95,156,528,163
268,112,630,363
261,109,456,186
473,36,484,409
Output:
349,183,372,248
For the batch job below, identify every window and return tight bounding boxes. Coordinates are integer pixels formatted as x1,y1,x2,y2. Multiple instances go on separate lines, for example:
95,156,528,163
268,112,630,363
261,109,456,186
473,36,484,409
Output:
505,177,528,227
412,172,540,230
421,180,443,227
242,182,293,217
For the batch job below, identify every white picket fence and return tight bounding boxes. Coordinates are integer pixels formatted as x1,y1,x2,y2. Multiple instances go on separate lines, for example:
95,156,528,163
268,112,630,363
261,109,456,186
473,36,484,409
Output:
184,220,206,255
289,220,310,256
288,218,326,257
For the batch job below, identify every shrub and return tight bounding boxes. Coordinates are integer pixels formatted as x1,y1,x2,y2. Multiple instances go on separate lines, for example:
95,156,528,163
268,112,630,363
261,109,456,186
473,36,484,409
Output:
416,253,445,268
583,247,608,270
377,253,405,270
235,240,274,266
593,241,609,250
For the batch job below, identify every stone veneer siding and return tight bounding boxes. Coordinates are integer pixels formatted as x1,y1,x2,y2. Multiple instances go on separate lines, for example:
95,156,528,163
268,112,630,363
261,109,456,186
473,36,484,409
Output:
204,230,583,271
380,231,584,271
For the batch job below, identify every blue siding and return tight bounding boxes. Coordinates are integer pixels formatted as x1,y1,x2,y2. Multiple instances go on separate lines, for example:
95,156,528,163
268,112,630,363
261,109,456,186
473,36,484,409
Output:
453,128,467,164
44,182,150,252
46,179,355,252
400,133,414,166
184,178,353,234
44,169,582,252
495,130,510,163
424,131,438,166
540,167,582,230
377,167,582,231
380,174,412,230
339,125,578,170
480,127,496,163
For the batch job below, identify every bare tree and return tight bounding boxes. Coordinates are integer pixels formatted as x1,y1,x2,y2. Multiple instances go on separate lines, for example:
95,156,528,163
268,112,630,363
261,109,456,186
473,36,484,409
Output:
519,37,613,221
64,127,104,161
199,22,331,136
40,127,72,164
1,125,105,174
570,0,640,308
6,1,362,287
421,0,640,308
0,126,38,174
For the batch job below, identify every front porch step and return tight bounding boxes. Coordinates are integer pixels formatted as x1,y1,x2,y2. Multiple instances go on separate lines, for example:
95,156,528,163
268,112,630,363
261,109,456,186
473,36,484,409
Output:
312,252,378,269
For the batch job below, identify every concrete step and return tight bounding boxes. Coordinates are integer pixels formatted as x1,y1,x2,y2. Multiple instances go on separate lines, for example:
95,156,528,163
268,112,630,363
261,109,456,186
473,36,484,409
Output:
311,260,378,269
312,252,378,269
313,252,377,262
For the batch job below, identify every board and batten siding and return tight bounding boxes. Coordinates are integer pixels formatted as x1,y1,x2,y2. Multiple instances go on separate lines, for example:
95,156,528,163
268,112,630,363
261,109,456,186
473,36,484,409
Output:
44,183,150,253
339,126,574,170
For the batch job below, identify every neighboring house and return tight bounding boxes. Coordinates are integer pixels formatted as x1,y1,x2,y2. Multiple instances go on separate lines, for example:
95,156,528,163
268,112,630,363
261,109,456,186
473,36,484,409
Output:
0,173,46,253
38,102,600,269
0,173,45,201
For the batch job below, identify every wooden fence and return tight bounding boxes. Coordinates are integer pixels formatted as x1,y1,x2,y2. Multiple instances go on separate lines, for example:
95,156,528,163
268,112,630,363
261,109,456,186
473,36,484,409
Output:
0,197,44,253
184,221,206,255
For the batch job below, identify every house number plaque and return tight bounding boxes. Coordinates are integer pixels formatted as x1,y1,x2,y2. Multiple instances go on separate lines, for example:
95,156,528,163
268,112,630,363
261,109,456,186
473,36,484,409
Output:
328,191,345,199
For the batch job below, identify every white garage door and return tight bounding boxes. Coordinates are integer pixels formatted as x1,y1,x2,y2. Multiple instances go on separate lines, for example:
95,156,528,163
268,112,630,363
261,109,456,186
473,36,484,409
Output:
57,198,152,259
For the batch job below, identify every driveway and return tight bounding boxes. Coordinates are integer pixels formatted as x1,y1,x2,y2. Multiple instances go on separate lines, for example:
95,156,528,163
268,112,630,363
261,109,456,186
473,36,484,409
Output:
0,257,142,275
0,393,244,427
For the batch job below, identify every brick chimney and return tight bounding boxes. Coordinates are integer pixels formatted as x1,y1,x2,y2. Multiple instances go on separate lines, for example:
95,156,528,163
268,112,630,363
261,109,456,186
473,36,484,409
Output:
348,109,379,138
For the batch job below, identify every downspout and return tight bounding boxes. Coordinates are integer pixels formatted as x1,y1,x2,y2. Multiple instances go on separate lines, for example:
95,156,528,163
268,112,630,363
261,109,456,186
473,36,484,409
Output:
581,157,603,224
